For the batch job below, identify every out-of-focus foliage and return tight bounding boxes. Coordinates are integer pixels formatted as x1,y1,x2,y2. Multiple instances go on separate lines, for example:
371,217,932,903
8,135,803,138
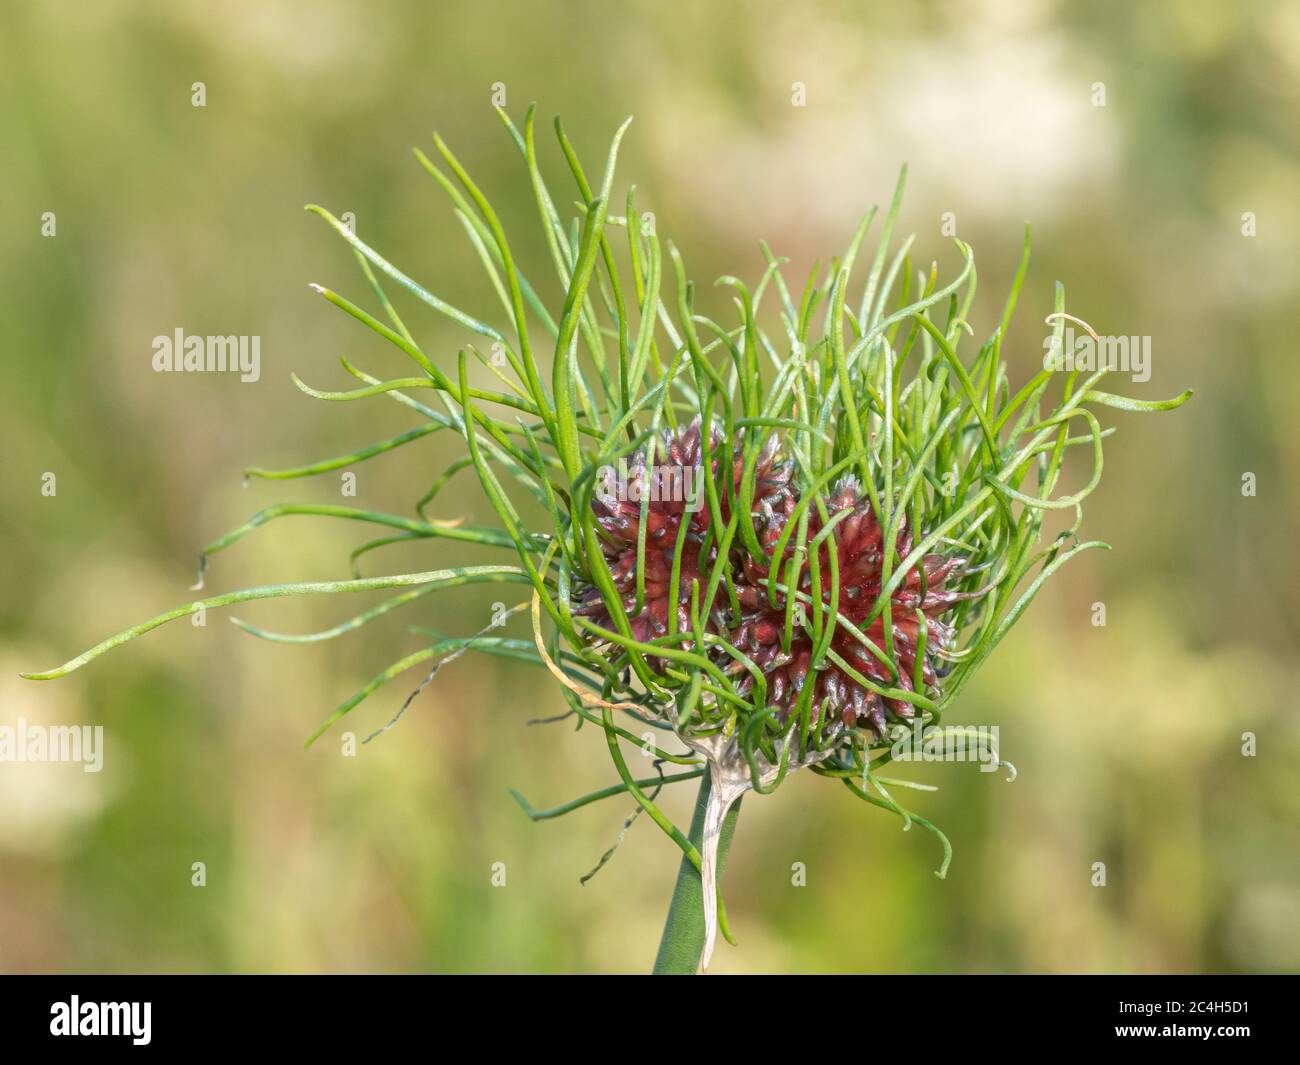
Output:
2,0,1297,973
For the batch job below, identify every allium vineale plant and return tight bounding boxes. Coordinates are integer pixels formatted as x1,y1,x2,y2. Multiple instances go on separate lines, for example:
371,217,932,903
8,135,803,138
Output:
24,107,1191,973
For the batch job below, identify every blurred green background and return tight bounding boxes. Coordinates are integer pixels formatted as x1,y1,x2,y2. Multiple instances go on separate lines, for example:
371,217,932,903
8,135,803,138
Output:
2,0,1298,974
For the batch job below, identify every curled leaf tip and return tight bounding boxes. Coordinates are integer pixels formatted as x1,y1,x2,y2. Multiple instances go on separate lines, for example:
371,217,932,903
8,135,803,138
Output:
508,789,539,820
1083,387,1194,412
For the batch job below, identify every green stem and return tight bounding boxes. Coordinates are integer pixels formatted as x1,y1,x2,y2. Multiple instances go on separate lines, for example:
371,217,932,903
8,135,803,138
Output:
652,773,742,974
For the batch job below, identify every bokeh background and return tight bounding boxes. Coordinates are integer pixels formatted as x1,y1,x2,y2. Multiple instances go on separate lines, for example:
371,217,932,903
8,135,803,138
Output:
2,0,1298,974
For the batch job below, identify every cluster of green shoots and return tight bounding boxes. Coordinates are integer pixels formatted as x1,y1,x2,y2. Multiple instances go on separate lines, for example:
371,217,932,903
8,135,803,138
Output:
23,107,1190,971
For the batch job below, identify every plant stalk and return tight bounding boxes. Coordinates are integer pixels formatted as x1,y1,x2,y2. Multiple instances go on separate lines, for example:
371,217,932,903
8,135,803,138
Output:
651,772,742,974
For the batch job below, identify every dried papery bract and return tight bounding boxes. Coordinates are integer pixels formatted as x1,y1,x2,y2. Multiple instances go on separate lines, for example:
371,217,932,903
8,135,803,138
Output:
22,105,1192,974
684,730,832,971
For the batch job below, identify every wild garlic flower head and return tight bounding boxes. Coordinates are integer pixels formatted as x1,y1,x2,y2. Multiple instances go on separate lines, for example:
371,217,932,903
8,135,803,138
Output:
24,107,1191,971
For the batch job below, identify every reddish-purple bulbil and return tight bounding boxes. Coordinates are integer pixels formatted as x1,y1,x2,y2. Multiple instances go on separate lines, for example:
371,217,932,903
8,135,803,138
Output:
575,418,792,642
730,477,969,737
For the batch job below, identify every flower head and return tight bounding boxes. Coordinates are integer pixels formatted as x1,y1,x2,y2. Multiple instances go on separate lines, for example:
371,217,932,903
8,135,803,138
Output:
22,108,1193,974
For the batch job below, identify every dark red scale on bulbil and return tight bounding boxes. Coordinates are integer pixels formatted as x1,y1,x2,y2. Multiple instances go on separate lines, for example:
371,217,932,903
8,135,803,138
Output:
729,477,970,738
575,418,794,644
